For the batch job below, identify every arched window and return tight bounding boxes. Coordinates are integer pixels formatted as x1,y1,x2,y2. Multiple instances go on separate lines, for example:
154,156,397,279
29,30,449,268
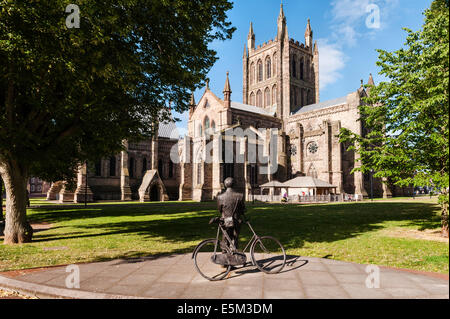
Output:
129,158,135,178
306,59,310,80
264,87,271,107
257,60,263,82
292,56,297,78
198,123,203,137
142,157,147,174
256,90,263,107
301,88,305,106
272,85,277,105
250,62,255,84
95,160,102,177
197,163,202,184
211,121,216,132
158,159,164,179
169,160,174,178
204,116,210,135
250,92,255,106
300,58,304,80
273,53,277,76
265,57,271,79
308,164,318,179
109,156,116,177
293,86,298,106
249,164,258,185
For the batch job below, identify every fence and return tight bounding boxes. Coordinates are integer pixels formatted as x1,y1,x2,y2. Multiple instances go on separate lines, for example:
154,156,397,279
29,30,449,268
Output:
250,193,362,203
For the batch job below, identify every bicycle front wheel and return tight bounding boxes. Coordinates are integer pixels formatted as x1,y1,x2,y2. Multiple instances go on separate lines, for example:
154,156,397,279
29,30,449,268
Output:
250,236,286,274
193,239,231,281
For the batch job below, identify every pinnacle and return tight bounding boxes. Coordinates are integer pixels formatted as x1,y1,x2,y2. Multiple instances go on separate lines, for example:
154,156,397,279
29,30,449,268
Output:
368,73,375,86
248,22,254,38
279,2,285,19
223,71,231,93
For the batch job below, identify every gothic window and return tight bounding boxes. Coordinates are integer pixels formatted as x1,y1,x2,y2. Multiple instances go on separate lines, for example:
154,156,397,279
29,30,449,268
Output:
272,85,277,105
249,164,258,185
301,88,305,106
289,144,297,156
158,159,164,179
293,86,298,106
257,60,263,82
307,141,319,154
169,160,174,178
256,90,263,107
292,56,297,78
109,156,116,177
250,92,255,106
204,116,210,135
273,53,277,76
211,121,216,132
250,62,255,84
142,157,147,174
129,158,135,178
306,59,310,80
95,160,102,177
198,123,203,137
264,87,271,107
300,58,304,80
265,57,271,79
197,163,202,185
224,163,234,180
307,164,318,179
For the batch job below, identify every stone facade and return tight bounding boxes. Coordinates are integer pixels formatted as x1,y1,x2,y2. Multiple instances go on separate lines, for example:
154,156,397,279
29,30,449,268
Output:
47,5,409,203
177,5,395,201
47,120,180,202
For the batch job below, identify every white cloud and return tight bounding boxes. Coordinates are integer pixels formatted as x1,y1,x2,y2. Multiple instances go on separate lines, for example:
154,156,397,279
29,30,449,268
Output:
317,39,347,90
316,0,399,90
329,0,399,47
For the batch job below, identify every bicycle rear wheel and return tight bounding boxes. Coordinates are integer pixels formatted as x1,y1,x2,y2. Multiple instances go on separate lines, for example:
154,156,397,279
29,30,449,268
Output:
193,239,231,281
250,236,286,274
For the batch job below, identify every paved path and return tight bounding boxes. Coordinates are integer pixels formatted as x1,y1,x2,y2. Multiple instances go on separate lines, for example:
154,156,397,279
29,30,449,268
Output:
0,254,448,299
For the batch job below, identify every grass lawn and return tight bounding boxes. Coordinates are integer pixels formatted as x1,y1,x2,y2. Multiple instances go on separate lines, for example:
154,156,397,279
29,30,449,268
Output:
0,197,448,274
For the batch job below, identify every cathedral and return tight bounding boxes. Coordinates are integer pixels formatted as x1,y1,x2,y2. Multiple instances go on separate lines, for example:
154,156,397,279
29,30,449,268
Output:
46,4,407,203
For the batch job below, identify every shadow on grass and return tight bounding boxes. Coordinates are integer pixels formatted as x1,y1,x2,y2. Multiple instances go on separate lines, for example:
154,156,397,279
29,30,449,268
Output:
26,200,443,264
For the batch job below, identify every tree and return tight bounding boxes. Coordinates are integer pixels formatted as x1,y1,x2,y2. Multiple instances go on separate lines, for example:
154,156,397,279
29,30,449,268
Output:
0,0,235,244
340,0,449,236
1,176,3,220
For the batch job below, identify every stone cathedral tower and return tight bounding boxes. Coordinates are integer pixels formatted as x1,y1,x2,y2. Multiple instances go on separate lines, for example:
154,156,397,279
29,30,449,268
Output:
243,4,320,126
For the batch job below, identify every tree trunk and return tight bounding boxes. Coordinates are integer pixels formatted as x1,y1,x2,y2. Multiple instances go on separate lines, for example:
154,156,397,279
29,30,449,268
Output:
0,159,33,244
0,176,3,236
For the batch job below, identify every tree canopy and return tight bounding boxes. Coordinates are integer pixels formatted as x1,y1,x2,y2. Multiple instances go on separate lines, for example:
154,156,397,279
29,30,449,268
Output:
0,0,235,243
340,0,449,234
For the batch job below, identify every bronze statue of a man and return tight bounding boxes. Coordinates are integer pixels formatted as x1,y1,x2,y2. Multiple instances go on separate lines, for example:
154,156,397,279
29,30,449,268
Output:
217,177,246,251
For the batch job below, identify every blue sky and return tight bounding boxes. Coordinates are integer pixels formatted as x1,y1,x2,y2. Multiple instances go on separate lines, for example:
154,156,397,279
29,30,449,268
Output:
172,0,431,133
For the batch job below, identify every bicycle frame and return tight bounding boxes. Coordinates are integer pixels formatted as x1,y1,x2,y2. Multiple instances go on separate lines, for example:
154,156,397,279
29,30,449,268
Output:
214,221,259,256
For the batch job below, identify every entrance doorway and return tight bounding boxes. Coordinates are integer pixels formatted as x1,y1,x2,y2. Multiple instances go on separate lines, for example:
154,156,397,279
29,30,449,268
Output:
150,184,160,202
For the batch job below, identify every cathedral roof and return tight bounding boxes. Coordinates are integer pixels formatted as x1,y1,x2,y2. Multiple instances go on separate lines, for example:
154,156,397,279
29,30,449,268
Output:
230,101,277,117
291,96,347,115
158,120,178,140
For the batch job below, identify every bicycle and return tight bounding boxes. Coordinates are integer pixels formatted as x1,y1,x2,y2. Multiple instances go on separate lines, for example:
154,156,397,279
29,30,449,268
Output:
192,216,286,281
